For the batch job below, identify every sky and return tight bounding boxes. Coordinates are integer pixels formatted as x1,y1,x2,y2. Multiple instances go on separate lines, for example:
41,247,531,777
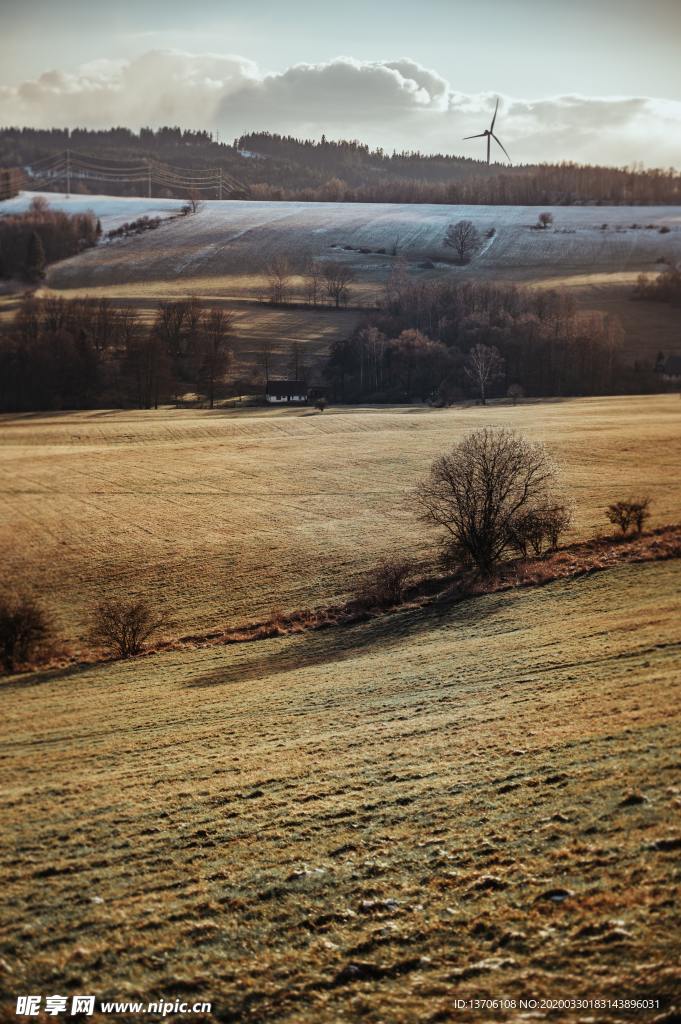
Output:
2,0,681,167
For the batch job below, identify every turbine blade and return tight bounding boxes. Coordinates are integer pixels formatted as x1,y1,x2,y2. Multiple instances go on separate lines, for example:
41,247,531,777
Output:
463,133,487,139
490,97,500,131
491,133,512,163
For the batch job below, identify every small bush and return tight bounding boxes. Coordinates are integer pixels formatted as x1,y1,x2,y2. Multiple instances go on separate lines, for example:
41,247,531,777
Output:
315,398,327,412
659,225,671,234
355,558,414,609
90,598,166,658
605,497,651,536
0,593,52,673
508,504,571,558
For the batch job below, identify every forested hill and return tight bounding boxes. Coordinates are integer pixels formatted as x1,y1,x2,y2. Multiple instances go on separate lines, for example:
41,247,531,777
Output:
1,126,680,205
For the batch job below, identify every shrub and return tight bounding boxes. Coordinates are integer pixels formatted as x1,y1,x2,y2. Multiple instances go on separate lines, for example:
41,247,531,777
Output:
90,598,166,658
315,398,327,412
355,557,414,609
507,383,525,405
605,497,651,536
508,505,571,557
0,593,52,673
537,212,554,229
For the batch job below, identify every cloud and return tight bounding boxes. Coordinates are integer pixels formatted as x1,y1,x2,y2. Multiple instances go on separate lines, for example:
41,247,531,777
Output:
1,50,679,167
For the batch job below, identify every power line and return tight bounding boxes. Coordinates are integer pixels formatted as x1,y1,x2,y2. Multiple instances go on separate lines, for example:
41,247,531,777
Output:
21,149,246,199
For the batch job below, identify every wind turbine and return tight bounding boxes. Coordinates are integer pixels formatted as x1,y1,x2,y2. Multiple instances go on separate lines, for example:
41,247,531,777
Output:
463,98,511,165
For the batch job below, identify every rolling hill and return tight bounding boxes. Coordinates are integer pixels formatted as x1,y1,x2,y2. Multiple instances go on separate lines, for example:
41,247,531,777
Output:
4,192,680,366
1,396,680,647
4,194,677,293
2,557,679,1021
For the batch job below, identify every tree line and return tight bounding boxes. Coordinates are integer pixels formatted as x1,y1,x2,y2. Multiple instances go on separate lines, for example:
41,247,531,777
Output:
325,273,657,402
0,296,234,412
3,126,681,205
0,197,100,280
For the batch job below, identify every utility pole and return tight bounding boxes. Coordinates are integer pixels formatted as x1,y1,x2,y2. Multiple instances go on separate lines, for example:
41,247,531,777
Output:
66,148,71,196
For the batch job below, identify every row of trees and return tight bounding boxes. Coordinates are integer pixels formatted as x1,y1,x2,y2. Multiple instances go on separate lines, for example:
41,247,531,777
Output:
0,296,235,411
265,256,355,307
325,274,634,401
4,126,681,204
0,197,99,280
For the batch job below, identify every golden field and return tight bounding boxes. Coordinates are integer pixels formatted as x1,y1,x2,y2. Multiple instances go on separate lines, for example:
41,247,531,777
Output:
1,558,679,1021
1,395,680,649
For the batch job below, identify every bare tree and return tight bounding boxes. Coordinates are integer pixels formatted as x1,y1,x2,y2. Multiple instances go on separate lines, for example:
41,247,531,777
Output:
197,307,234,408
187,190,203,215
303,259,323,306
465,343,505,404
90,598,166,658
537,212,554,229
257,339,273,383
321,261,355,308
413,427,567,575
288,340,305,381
444,220,480,263
266,256,294,305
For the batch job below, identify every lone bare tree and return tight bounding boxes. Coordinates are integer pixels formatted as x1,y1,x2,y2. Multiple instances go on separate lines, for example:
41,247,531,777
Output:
413,427,568,575
90,598,166,659
465,343,505,404
537,212,554,229
444,220,480,263
321,261,355,308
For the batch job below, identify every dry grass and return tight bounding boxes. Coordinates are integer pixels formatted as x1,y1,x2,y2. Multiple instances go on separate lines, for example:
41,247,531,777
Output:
1,395,680,651
0,559,679,1021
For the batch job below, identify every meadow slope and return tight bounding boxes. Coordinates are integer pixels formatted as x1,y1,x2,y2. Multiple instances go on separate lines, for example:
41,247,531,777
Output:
1,559,679,1022
2,194,679,294
1,396,680,650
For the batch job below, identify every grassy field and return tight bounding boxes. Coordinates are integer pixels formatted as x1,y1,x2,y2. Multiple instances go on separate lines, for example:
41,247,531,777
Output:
1,395,680,651
1,558,679,1021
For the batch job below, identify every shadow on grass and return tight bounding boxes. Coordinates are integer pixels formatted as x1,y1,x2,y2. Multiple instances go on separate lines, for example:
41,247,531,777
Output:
0,658,114,692
184,588,504,690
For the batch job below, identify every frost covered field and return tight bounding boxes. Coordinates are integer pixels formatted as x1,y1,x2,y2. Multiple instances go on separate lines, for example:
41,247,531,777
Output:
4,192,681,295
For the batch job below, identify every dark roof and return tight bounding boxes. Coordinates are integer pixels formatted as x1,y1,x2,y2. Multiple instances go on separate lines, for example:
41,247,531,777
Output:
266,380,308,396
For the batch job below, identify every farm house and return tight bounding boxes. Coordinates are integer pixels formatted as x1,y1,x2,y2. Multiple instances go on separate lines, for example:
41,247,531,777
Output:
265,380,309,403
